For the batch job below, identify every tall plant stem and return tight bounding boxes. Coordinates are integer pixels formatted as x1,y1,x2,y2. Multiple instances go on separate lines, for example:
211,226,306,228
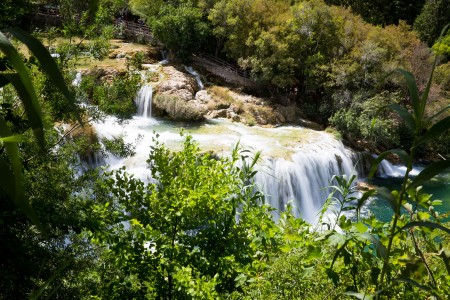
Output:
376,144,416,297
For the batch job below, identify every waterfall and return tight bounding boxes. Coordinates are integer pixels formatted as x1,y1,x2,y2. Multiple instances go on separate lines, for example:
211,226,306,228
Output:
376,157,422,178
160,50,168,64
184,66,204,90
135,85,153,118
72,71,82,86
256,143,357,223
91,117,363,223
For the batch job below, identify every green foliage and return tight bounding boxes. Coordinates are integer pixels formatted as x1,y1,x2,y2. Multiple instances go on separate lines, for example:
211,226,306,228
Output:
414,0,450,46
324,0,426,26
432,32,450,58
0,0,32,29
89,134,280,298
323,65,450,298
0,25,113,299
241,0,340,91
151,3,211,61
80,71,140,120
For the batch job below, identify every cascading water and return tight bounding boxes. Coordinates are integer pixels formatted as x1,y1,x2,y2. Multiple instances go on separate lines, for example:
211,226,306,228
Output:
160,50,168,64
135,85,153,118
72,71,82,86
374,154,422,177
184,66,204,90
91,115,359,223
256,139,357,222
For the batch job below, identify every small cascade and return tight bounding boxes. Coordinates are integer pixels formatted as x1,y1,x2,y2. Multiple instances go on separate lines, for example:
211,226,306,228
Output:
184,66,204,90
135,85,153,118
160,50,168,64
256,143,357,223
376,157,422,178
72,71,82,86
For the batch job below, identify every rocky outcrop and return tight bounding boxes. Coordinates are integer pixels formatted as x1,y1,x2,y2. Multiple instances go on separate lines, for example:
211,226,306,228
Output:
153,66,207,120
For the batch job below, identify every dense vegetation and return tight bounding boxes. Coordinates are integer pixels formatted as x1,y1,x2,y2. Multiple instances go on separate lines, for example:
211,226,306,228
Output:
0,0,449,299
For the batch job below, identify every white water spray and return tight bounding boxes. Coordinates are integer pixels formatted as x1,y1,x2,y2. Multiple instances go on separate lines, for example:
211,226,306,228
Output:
72,71,82,86
135,85,153,118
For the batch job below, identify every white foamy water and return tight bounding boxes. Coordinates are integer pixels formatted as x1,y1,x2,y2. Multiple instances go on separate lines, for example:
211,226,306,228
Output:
135,85,153,118
376,156,423,178
92,112,359,223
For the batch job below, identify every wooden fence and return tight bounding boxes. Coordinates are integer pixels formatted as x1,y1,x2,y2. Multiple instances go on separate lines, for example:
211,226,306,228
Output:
196,53,250,79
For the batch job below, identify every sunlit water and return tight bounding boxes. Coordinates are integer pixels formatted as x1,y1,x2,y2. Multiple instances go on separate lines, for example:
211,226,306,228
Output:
89,80,449,224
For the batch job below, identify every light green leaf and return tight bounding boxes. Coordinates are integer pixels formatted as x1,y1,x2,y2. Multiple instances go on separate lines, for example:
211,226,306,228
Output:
345,291,373,300
410,160,450,188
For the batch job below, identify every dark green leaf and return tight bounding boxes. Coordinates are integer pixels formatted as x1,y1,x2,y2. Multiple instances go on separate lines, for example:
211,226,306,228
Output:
396,69,420,123
355,233,387,259
2,73,45,148
0,31,44,148
0,73,9,87
88,0,100,20
396,221,450,236
29,258,72,300
417,116,450,146
6,28,82,126
375,187,398,212
410,160,450,188
0,116,44,231
387,103,415,132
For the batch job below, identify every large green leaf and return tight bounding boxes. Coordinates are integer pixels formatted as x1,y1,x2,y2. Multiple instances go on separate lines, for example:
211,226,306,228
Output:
410,160,450,188
29,258,72,300
417,116,450,146
369,149,410,178
345,291,373,300
387,103,415,132
1,73,44,147
396,69,421,124
0,116,43,231
6,28,83,126
0,32,44,148
355,232,387,259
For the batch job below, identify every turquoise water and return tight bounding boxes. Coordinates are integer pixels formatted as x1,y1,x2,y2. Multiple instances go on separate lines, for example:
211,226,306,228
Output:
366,169,450,223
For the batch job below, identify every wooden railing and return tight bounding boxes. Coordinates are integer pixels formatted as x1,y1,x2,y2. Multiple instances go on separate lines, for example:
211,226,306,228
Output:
196,53,250,79
32,7,153,41
114,19,153,41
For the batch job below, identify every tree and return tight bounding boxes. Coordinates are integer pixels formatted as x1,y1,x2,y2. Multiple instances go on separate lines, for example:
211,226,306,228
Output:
325,0,426,25
414,0,450,46
241,0,340,93
89,135,280,298
151,3,211,61
0,0,32,29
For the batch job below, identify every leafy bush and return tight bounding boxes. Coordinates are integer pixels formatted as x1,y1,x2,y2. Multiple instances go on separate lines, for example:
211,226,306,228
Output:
89,135,279,298
80,72,141,120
